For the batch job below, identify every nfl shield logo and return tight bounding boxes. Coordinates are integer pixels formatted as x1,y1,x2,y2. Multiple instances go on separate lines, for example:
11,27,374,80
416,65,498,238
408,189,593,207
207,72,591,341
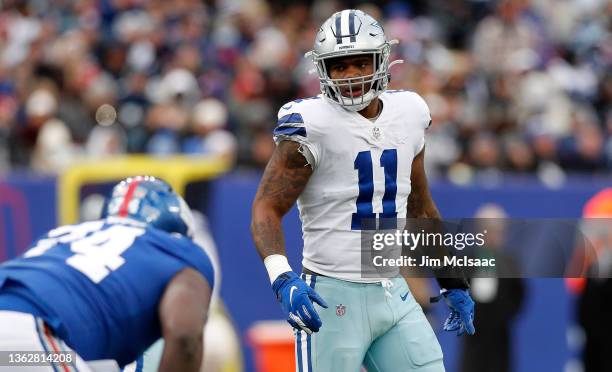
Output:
372,127,381,140
336,304,346,317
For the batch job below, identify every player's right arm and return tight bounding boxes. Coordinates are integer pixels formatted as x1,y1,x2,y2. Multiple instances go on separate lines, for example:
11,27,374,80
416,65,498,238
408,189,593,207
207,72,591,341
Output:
158,268,212,372
251,140,311,259
251,140,328,334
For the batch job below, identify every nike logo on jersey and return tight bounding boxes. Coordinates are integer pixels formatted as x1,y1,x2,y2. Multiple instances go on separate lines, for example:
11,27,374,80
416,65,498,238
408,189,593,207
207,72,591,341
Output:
282,104,293,110
400,292,409,301
290,286,298,306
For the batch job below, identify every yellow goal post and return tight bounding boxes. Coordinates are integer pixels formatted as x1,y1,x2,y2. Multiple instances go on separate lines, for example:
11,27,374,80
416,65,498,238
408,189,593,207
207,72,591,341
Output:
58,154,232,225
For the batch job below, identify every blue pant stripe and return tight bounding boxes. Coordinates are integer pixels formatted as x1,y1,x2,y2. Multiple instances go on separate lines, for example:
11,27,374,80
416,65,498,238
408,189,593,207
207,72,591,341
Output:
306,333,312,372
135,355,144,372
306,275,316,372
296,330,303,372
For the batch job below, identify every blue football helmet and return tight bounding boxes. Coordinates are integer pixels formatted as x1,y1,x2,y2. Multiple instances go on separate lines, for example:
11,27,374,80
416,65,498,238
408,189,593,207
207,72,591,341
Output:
102,176,195,238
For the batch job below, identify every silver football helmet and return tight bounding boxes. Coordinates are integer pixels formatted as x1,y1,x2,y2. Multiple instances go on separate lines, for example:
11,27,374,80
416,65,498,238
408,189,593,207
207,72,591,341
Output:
305,9,402,112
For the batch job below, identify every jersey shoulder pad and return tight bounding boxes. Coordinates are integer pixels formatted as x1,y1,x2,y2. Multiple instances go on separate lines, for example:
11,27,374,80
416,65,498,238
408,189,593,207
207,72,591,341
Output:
274,96,327,167
145,225,193,246
274,96,324,141
384,90,431,129
277,95,324,117
145,227,215,287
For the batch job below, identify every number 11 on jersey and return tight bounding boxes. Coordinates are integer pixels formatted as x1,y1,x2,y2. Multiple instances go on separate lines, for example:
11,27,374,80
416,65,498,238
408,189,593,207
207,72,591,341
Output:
352,149,398,230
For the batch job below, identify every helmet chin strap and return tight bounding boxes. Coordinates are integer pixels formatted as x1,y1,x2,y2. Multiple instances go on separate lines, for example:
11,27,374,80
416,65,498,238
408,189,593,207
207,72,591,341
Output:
308,39,401,112
342,102,370,112
339,89,376,112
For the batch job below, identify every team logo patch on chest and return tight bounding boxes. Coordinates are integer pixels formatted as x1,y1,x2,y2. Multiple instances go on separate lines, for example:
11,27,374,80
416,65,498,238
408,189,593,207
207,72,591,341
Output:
336,304,346,317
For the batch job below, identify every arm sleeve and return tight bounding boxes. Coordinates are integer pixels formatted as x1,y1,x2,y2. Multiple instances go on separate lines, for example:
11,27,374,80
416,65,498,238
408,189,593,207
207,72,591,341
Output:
273,106,320,169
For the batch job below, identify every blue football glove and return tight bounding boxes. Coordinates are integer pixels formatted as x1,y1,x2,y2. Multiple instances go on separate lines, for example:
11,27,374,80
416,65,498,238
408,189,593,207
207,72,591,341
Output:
272,272,328,334
433,289,475,336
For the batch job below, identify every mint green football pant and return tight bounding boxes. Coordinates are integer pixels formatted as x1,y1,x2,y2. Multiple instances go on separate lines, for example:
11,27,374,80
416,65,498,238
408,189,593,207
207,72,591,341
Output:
295,274,444,372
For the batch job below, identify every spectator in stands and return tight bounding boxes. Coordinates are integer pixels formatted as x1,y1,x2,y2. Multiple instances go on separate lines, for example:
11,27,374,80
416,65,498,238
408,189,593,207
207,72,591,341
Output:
183,97,237,163
11,88,81,172
0,0,608,176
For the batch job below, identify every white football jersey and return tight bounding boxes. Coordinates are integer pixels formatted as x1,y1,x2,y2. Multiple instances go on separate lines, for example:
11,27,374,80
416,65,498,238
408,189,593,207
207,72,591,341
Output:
273,90,431,282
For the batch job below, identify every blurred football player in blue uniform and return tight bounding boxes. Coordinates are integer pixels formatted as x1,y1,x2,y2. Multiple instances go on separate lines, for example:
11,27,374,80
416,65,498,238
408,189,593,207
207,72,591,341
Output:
0,176,214,372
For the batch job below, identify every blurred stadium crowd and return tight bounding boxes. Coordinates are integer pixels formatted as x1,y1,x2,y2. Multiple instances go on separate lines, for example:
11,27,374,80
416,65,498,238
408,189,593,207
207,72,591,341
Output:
0,0,610,180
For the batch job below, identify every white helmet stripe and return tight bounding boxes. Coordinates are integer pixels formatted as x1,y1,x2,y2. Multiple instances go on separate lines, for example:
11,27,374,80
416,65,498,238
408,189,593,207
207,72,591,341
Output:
348,10,357,42
340,10,350,43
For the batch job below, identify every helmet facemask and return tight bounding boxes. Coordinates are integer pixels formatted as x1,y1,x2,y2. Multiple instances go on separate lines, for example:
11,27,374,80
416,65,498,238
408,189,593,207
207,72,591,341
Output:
306,9,403,112
312,43,392,112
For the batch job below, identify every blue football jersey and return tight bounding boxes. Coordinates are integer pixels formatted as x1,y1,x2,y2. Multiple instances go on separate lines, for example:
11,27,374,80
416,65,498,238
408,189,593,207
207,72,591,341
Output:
0,218,215,367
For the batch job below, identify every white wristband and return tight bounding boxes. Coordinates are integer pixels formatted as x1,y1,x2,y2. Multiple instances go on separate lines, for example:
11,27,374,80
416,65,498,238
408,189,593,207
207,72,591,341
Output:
264,254,293,284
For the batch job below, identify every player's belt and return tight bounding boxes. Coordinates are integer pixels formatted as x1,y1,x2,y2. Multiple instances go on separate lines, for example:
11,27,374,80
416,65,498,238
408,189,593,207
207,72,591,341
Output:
301,267,327,277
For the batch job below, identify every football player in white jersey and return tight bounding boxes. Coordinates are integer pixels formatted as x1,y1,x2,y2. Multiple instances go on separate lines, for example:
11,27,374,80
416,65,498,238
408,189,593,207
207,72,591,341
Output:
251,9,475,372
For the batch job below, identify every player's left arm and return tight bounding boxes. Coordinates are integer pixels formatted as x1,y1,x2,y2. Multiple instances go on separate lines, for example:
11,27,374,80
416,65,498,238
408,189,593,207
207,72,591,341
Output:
406,146,476,336
407,147,440,219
